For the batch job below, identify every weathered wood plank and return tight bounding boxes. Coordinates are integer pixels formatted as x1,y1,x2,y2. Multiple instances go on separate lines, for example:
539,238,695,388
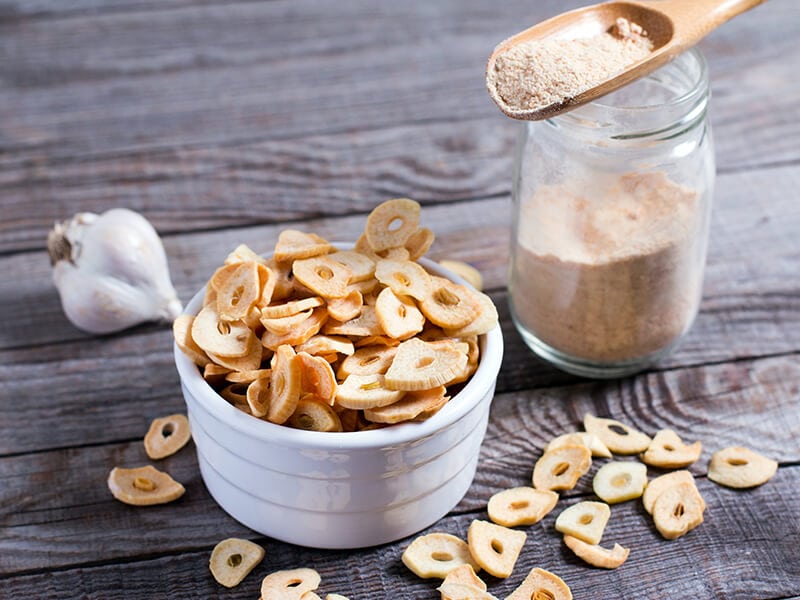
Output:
1,163,799,454
0,332,184,455
0,0,793,155
0,195,511,351
1,1,797,598
0,0,227,20
1,465,797,599
477,353,800,498
0,118,511,254
2,163,797,354
0,288,577,456
0,1,797,252
1,352,798,575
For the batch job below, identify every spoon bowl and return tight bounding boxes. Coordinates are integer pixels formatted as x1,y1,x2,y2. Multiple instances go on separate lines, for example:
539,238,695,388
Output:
487,0,764,120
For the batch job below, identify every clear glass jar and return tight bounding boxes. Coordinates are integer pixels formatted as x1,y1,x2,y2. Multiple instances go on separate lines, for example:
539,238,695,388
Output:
509,48,714,378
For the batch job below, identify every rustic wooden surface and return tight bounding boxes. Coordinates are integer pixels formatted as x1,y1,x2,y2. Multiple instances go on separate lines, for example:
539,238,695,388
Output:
1,1,799,598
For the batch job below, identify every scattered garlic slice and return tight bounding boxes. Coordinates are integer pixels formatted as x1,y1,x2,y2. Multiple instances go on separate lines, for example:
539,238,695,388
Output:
592,461,648,504
48,208,182,334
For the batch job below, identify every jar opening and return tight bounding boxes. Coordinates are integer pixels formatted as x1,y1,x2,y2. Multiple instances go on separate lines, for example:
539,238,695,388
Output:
547,48,709,140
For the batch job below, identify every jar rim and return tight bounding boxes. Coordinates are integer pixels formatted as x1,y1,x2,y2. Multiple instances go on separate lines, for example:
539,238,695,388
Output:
545,48,709,139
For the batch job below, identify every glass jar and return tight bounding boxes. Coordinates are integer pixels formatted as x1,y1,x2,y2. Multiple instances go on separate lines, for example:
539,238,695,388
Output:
509,48,714,379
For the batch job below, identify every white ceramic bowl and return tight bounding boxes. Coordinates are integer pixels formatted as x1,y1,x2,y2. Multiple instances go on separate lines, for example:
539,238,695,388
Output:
174,254,503,549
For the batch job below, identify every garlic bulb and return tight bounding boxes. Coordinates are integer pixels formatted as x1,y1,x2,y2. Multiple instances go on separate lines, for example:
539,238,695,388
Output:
47,208,183,334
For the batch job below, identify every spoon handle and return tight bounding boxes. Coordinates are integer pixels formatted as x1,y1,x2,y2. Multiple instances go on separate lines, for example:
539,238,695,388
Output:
645,0,767,47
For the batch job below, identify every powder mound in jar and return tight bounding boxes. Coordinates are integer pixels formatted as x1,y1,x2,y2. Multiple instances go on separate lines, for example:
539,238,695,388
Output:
489,18,654,112
511,171,704,363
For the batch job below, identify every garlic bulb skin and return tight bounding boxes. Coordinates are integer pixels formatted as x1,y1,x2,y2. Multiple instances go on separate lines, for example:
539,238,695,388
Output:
48,208,183,334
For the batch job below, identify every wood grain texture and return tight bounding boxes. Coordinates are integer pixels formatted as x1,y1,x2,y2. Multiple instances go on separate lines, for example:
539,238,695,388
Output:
0,119,512,254
0,194,510,350
1,467,798,599
0,1,797,253
2,162,797,353
1,0,799,598
8,287,799,456
1,259,799,456
1,353,798,576
1,163,799,455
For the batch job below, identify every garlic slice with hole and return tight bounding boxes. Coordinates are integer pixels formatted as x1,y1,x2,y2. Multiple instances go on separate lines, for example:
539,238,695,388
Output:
47,208,183,334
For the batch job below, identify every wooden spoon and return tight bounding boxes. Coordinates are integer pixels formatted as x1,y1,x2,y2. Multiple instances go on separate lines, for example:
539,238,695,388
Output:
486,0,765,120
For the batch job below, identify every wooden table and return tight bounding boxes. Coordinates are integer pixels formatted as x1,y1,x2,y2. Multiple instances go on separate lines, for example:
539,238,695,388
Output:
2,1,799,598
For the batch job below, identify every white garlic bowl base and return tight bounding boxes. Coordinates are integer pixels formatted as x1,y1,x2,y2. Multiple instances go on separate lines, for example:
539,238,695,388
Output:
173,257,503,549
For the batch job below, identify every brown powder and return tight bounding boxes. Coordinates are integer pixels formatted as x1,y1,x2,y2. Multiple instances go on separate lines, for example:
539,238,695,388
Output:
511,171,704,362
489,18,653,112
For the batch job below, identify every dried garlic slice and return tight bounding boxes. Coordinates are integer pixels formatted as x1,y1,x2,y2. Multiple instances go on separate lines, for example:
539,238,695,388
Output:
563,536,629,569
708,446,778,489
419,276,480,329
173,315,210,367
384,338,467,391
437,582,498,600
467,519,526,579
364,386,448,424
260,308,314,335
273,229,332,262
261,307,328,350
216,260,260,321
292,255,351,299
337,345,398,378
191,304,255,358
532,444,591,491
207,337,262,371
554,501,610,545
592,461,648,504
506,567,572,600
296,334,355,357
583,413,652,455
296,351,337,404
440,564,487,593
545,432,612,459
209,538,264,588
328,250,375,282
365,198,420,251
335,373,405,410
326,290,363,322
261,568,321,600
246,376,271,418
375,287,425,340
288,397,343,432
220,382,249,405
641,429,702,468
405,227,435,261
402,532,479,579
443,291,498,338
266,345,302,424
107,465,185,506
224,243,268,266
224,368,270,384
375,259,432,301
324,305,384,337
652,481,706,540
260,296,324,319
487,487,558,527
144,414,191,460
203,363,232,385
642,470,698,514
